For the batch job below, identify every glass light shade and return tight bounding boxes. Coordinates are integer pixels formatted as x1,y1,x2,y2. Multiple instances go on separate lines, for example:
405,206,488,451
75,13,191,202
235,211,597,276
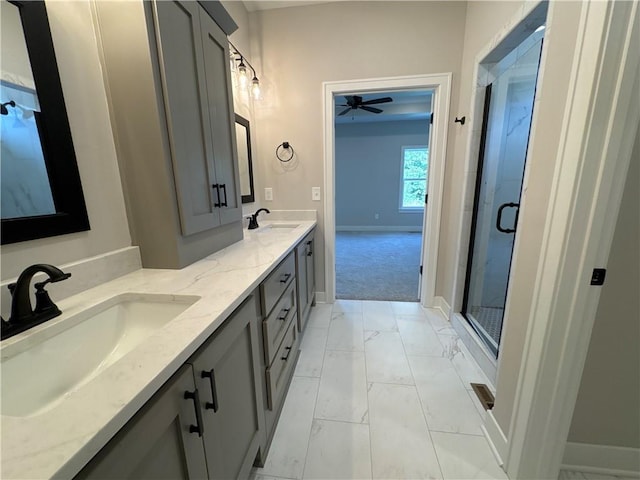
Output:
251,77,260,100
238,64,248,88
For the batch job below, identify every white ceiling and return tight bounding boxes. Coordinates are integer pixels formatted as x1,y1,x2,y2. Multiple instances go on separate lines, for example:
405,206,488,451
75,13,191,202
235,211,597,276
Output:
242,1,339,13
334,90,433,124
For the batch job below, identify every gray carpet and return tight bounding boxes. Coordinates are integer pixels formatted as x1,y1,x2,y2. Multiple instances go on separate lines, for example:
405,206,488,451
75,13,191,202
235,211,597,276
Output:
336,231,422,302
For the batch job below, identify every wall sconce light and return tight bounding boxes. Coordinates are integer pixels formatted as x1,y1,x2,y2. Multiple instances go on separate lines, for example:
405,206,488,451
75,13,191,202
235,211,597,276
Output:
229,41,260,100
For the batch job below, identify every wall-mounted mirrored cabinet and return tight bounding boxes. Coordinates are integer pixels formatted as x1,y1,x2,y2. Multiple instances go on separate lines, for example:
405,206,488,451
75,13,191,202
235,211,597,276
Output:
235,114,255,204
0,0,89,244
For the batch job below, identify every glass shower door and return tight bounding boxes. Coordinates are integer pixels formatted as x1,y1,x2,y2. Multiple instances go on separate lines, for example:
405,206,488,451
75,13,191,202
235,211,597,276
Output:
462,30,544,357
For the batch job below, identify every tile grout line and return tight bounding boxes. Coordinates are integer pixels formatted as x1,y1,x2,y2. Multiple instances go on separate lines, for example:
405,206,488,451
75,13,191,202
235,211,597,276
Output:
362,311,374,480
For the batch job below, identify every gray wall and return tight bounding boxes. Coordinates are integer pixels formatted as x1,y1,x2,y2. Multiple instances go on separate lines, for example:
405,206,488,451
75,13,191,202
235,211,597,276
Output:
335,120,429,230
568,131,640,448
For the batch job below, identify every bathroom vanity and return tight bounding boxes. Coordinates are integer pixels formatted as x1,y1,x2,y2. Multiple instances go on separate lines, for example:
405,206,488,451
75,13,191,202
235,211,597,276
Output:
0,220,316,479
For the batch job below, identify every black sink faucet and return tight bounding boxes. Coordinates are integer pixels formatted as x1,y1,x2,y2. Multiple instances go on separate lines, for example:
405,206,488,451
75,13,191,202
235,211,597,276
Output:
247,208,270,230
2,264,71,340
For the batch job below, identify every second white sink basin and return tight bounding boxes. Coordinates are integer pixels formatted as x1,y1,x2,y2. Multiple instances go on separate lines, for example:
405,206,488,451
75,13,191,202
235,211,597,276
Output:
1,293,199,418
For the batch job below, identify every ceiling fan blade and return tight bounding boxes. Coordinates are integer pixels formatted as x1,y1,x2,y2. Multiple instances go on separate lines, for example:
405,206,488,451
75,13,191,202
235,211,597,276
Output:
338,107,353,116
361,97,393,105
360,106,383,114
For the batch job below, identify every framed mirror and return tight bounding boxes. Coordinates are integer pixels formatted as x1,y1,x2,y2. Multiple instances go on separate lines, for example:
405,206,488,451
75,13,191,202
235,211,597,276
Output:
234,113,255,204
1,0,89,244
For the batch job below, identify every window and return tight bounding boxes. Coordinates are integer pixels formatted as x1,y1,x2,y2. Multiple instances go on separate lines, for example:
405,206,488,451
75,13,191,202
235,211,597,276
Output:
400,146,428,210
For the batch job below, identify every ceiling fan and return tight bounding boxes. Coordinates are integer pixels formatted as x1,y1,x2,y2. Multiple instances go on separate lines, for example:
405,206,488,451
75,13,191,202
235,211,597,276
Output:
337,95,393,116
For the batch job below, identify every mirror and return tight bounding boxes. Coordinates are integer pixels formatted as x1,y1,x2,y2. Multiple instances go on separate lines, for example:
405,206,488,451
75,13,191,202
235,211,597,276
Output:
235,114,255,204
0,0,89,244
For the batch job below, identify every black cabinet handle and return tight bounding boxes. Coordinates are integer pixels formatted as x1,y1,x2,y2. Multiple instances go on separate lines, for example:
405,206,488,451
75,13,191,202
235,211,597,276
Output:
496,202,520,234
184,389,204,436
281,346,292,361
279,273,292,284
278,308,290,321
220,184,228,207
212,184,221,208
201,369,219,412
306,241,313,256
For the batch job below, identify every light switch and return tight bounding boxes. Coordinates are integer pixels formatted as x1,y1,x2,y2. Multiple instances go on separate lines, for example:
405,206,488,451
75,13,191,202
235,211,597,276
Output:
265,187,273,201
312,187,321,201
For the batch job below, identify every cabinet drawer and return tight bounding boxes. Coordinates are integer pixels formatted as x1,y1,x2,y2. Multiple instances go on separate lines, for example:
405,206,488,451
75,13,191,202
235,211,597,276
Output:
263,281,297,365
261,252,295,316
265,318,298,410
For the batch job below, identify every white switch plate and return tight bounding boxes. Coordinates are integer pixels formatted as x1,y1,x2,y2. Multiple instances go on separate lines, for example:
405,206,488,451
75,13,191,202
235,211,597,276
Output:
312,187,321,201
265,187,273,201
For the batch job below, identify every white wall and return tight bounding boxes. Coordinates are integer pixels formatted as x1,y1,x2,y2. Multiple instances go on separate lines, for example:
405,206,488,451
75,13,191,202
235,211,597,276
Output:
249,0,467,294
335,120,428,229
567,131,640,449
1,1,130,284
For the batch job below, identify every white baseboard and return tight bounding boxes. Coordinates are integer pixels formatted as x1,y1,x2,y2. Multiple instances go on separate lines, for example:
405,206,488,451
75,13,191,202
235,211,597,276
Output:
432,295,451,318
562,442,640,478
315,291,327,303
336,225,422,232
483,410,508,468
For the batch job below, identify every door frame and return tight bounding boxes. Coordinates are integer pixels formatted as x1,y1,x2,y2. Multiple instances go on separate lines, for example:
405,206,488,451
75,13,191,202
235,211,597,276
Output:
322,74,452,306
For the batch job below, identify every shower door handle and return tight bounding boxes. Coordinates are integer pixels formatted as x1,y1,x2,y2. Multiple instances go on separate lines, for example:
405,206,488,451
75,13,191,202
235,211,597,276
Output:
496,202,520,234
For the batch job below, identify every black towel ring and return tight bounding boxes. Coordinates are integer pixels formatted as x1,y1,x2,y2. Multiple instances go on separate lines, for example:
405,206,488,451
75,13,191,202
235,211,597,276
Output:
276,141,294,162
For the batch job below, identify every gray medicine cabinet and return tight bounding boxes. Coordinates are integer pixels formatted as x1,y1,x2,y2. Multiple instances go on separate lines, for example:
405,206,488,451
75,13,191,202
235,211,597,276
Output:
94,0,242,269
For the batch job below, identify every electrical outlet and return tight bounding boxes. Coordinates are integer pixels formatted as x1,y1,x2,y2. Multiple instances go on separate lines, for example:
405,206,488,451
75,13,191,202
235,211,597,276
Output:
265,187,273,201
312,187,321,201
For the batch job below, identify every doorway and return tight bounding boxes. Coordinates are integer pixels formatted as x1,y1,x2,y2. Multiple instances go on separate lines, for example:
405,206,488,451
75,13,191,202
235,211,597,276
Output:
334,90,432,302
323,74,452,307
462,27,545,357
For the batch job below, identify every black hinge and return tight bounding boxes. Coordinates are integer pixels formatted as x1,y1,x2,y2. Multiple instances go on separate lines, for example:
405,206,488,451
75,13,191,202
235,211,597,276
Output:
425,194,428,204
419,265,423,275
590,268,606,286
430,112,434,125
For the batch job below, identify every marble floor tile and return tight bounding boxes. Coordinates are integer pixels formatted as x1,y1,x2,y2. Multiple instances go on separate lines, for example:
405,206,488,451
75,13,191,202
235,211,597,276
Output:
250,473,297,480
364,331,413,385
466,388,489,419
409,355,484,435
315,350,369,423
431,431,508,480
332,299,363,313
363,300,393,314
438,334,494,390
368,383,443,479
295,328,329,378
363,310,398,332
425,308,457,335
303,419,372,480
256,377,320,479
326,312,364,352
397,315,446,356
390,301,427,316
306,304,333,329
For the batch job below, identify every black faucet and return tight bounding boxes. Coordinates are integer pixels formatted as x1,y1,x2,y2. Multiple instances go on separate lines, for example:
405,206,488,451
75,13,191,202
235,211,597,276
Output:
2,264,71,340
247,208,271,230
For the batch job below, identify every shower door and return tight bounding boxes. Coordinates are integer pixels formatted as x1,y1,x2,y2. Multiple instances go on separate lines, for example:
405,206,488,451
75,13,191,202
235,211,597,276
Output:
462,30,544,357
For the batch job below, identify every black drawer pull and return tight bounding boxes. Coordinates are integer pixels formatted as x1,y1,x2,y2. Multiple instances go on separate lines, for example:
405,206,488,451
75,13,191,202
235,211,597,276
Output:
212,184,221,208
184,389,204,436
278,308,290,321
220,183,228,207
279,273,292,284
201,369,219,412
307,249,313,257
281,346,292,361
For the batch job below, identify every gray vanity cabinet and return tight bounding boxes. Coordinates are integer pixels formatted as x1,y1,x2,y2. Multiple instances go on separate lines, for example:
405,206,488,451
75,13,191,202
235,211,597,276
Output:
187,294,265,480
296,229,316,332
76,365,208,479
154,0,241,234
94,1,242,269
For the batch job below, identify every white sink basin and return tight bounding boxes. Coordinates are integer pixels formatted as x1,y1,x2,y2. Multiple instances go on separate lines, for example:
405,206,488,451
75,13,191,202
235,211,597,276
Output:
259,223,299,231
0,293,199,418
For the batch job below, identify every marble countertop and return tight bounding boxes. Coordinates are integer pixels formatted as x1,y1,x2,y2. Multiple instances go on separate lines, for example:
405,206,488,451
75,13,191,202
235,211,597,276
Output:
0,219,316,480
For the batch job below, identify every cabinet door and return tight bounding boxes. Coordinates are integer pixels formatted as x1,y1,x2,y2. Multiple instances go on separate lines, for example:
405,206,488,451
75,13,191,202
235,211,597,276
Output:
153,1,221,235
200,9,242,226
76,365,208,479
296,242,309,331
190,295,264,480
